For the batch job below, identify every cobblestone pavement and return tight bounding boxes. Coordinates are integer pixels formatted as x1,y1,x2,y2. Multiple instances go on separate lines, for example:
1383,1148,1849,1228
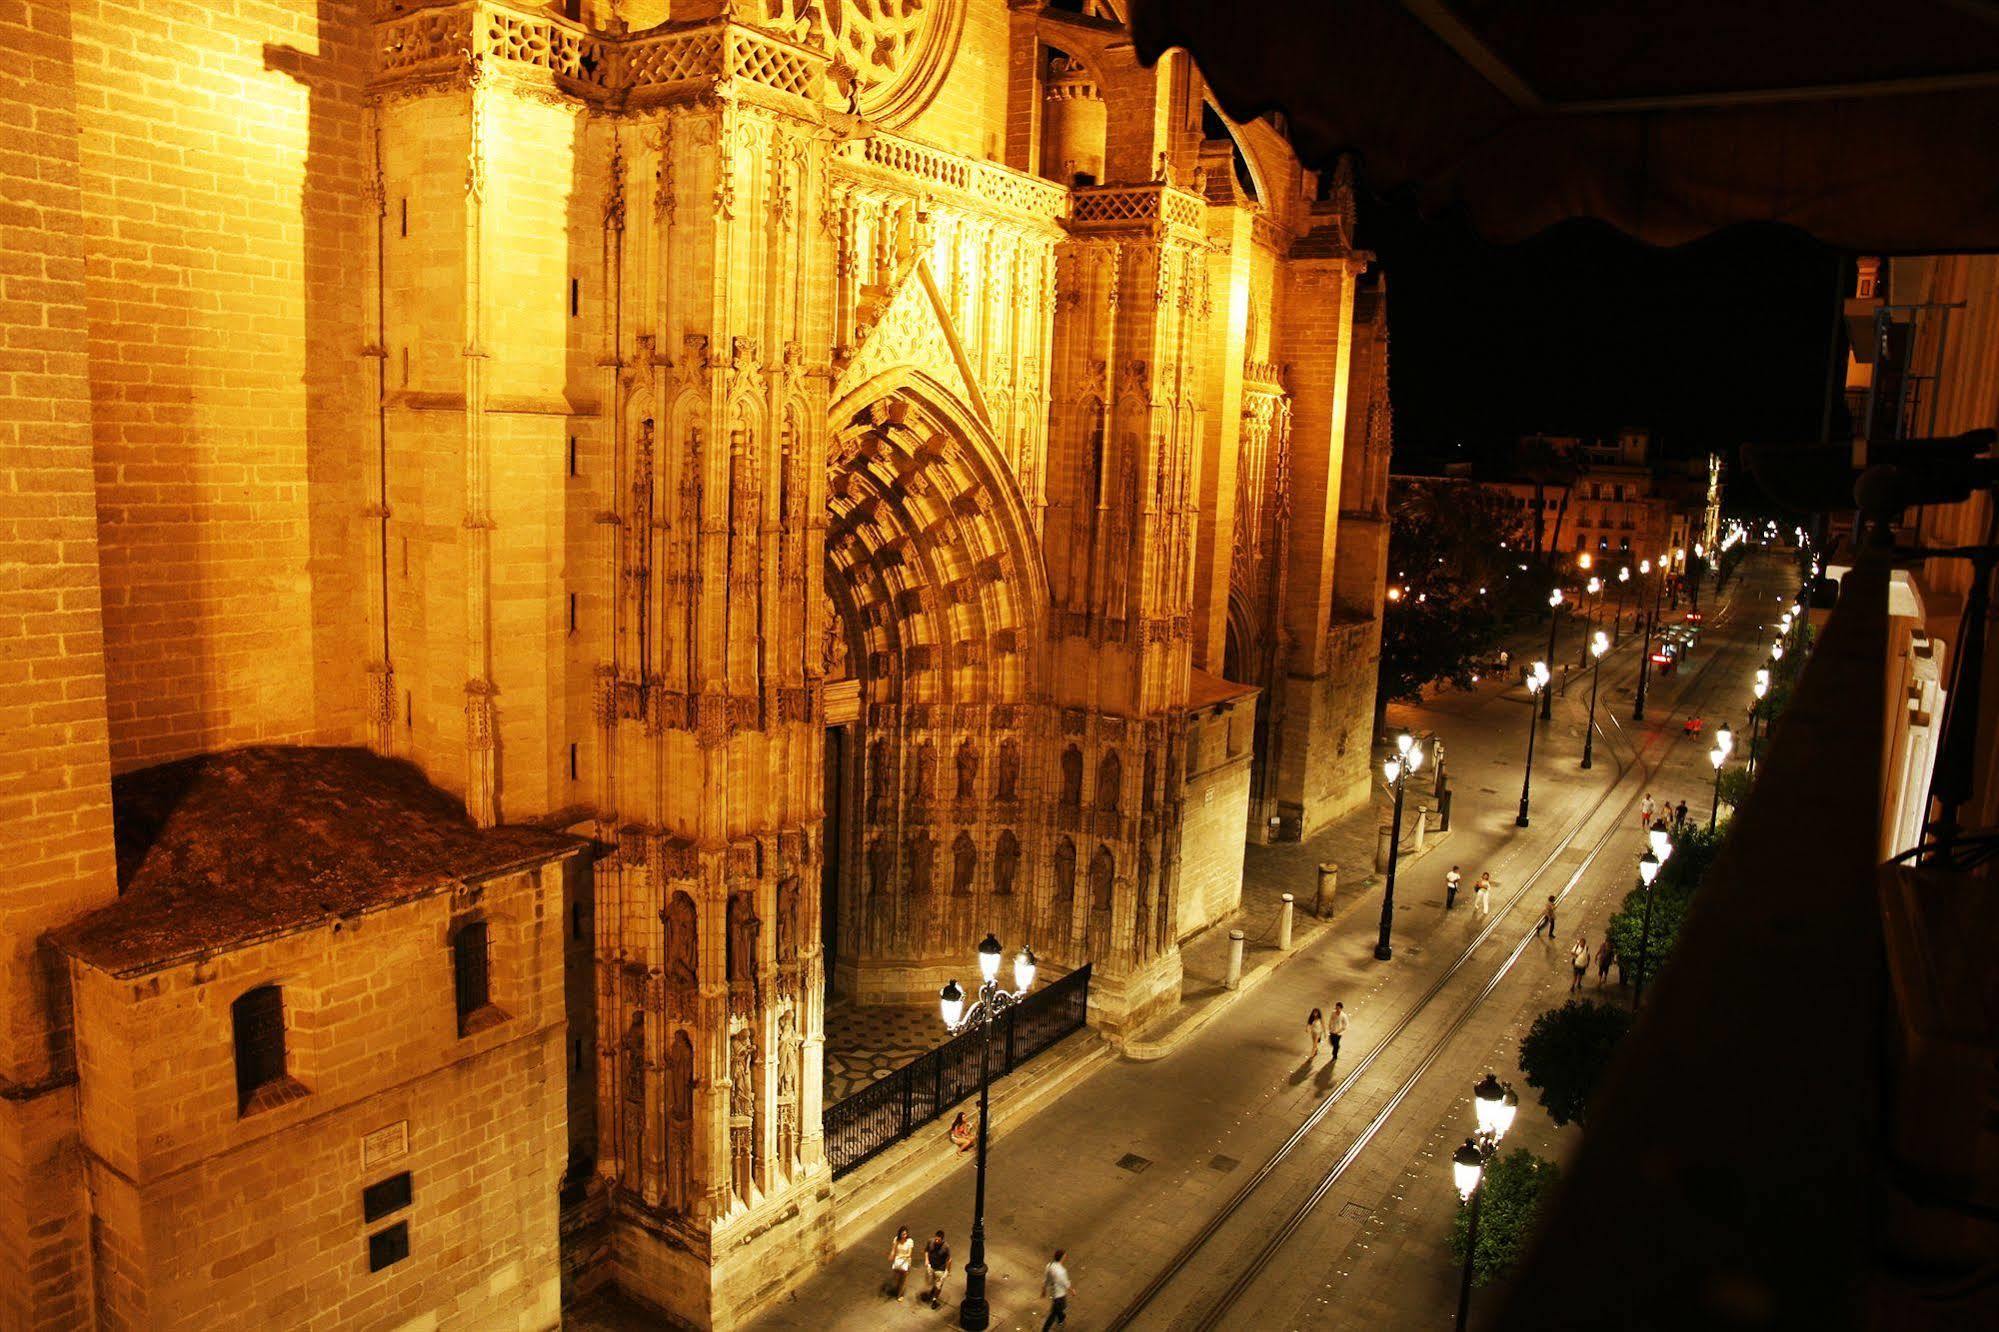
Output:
573,558,1788,1332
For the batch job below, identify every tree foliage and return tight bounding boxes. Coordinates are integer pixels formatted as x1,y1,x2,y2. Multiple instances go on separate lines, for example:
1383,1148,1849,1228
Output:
1604,820,1725,987
1378,481,1527,710
1518,1000,1632,1128
1450,1148,1564,1287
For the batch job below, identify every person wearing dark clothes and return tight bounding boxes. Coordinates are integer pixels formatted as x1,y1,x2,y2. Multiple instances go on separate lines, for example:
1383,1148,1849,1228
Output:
1533,895,1558,939
922,1231,951,1308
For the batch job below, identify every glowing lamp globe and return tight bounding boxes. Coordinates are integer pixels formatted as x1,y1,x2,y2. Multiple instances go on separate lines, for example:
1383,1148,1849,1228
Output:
977,933,1004,983
939,978,965,1029
1453,1140,1485,1201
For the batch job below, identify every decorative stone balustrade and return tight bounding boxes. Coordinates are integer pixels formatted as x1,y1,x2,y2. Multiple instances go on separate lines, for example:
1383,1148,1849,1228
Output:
1068,182,1207,236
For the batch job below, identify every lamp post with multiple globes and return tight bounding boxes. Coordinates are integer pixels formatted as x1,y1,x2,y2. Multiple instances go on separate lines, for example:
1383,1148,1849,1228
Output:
1517,661,1550,827
1451,1072,1521,1331
1541,589,1564,720
1375,730,1424,961
1580,576,1602,668
1749,671,1769,779
936,935,1037,1330
1634,556,1665,721
1613,564,1631,644
1581,630,1608,769
1708,722,1733,830
1634,823,1672,1004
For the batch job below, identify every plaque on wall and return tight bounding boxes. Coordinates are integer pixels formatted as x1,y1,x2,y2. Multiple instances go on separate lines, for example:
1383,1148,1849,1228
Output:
362,1121,409,1169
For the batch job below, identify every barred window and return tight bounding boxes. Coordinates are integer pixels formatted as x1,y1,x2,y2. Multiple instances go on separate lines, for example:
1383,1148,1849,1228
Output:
453,922,490,1035
232,985,286,1113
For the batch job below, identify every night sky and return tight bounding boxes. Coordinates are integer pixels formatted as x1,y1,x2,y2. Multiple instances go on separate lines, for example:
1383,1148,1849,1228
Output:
1358,201,1848,499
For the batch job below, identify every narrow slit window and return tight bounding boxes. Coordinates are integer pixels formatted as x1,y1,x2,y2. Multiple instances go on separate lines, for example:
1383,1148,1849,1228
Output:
568,435,578,476
398,197,408,237
404,691,412,728
400,345,409,386
232,985,287,1113
569,742,579,781
569,277,579,317
453,922,490,1034
568,592,577,633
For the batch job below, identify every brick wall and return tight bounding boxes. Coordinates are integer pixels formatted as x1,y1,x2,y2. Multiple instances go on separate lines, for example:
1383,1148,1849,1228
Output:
70,0,374,771
901,0,1010,161
66,860,573,1329
0,0,119,1319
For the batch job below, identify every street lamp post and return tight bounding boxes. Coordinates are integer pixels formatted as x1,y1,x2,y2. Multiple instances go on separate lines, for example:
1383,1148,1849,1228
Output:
1669,547,1685,610
1375,730,1423,960
1635,556,1665,721
1517,662,1549,827
937,936,1038,1331
1581,630,1608,769
1541,589,1563,720
1707,726,1732,831
1749,673,1769,779
1634,827,1670,1004
1452,1073,1520,1331
1613,565,1630,644
1579,576,1602,668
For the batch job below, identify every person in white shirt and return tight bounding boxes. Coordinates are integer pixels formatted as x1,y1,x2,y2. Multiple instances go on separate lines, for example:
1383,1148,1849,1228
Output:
885,1225,914,1300
1041,1249,1072,1330
1329,1002,1349,1062
1445,865,1463,909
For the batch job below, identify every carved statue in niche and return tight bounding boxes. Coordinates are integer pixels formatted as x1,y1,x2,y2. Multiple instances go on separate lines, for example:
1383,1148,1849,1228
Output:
867,738,887,821
1138,850,1155,958
867,837,891,897
776,1009,800,1169
665,1030,694,1215
822,603,850,679
1090,846,1116,912
622,1011,646,1186
727,892,760,988
906,831,934,895
997,739,1021,802
994,831,1020,897
1052,837,1077,935
951,831,977,896
728,1025,757,1202
1097,749,1122,812
776,877,800,964
911,742,935,803
1143,750,1157,812
1060,745,1083,807
664,892,699,1018
955,738,979,800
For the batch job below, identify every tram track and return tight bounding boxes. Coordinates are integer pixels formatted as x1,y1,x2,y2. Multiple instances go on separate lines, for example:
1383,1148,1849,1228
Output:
1106,579,1764,1331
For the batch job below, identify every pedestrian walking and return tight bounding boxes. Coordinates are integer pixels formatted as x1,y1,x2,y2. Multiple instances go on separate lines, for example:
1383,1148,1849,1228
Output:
885,1226,915,1300
1041,1249,1072,1331
1533,895,1558,939
1445,865,1462,909
1473,871,1493,919
1306,1007,1326,1058
1674,799,1689,830
1569,935,1590,992
1640,793,1656,827
922,1231,951,1308
1596,936,1615,986
1329,1002,1348,1062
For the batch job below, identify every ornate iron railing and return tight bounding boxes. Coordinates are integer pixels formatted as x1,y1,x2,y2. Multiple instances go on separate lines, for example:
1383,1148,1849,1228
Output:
824,964,1091,1178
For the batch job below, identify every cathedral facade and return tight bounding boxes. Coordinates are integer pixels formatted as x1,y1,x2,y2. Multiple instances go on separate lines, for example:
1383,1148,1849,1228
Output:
0,1,1389,1327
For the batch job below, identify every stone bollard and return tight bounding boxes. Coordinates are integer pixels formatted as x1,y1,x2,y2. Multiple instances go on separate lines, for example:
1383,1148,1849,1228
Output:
1226,930,1245,989
1316,863,1338,918
1278,894,1295,950
1413,806,1430,853
1376,824,1393,872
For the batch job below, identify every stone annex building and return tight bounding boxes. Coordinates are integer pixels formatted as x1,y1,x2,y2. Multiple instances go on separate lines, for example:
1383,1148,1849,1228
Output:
0,0,1392,1326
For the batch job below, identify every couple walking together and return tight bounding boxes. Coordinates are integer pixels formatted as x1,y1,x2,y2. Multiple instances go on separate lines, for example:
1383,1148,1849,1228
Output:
1306,1001,1349,1062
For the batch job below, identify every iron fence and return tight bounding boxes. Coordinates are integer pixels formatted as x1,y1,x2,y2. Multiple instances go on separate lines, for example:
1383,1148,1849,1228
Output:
823,963,1091,1178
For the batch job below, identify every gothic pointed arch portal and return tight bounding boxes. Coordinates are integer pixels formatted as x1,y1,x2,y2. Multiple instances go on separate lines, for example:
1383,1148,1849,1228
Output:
821,372,1069,1001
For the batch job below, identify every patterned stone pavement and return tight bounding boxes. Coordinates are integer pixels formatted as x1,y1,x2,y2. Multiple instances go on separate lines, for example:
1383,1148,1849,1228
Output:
822,1001,941,1102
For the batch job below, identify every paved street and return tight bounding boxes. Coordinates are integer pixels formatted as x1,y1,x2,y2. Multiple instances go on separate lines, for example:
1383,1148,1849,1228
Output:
574,555,1791,1332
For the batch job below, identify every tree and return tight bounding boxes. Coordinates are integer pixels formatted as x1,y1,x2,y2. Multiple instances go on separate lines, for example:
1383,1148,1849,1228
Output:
1450,1149,1563,1287
1376,480,1524,725
1518,1000,1632,1128
1605,821,1725,988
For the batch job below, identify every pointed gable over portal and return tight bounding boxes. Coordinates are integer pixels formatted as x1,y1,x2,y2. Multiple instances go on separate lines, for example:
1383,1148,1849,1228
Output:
834,255,992,428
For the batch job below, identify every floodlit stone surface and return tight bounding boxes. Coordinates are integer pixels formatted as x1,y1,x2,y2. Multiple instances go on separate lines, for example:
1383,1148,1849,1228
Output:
0,1,1392,1326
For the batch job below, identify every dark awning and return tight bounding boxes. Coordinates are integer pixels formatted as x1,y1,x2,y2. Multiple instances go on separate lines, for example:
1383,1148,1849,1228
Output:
1129,0,1999,252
